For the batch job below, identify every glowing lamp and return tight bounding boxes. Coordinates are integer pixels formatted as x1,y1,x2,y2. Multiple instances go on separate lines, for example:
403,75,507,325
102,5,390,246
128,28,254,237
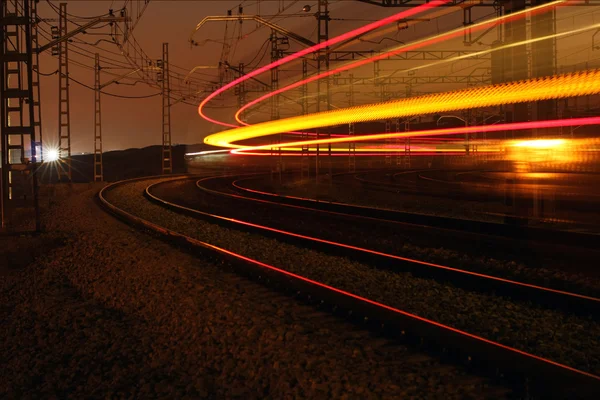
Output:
45,148,59,162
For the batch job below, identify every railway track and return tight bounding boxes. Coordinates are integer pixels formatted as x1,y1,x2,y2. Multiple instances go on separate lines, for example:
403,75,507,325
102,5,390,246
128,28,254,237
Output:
353,168,600,226
191,175,600,310
231,173,600,273
99,174,600,397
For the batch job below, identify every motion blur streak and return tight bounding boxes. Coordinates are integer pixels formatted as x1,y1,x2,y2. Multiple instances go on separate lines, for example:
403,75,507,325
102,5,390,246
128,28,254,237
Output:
197,0,452,127
230,117,600,154
205,70,600,150
234,0,567,125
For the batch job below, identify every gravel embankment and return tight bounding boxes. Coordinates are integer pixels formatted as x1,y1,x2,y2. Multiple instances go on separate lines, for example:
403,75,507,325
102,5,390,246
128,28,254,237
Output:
1,182,507,398
104,178,600,376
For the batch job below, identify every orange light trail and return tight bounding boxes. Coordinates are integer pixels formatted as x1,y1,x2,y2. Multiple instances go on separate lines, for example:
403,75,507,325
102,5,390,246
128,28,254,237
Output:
234,0,568,125
204,69,600,150
229,117,600,155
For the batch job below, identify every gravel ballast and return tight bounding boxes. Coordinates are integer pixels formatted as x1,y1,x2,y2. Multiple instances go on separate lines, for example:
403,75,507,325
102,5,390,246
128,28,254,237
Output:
103,177,600,376
1,182,508,398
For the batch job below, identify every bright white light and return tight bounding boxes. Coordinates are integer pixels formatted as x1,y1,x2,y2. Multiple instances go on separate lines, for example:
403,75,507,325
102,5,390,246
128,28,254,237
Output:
45,148,59,162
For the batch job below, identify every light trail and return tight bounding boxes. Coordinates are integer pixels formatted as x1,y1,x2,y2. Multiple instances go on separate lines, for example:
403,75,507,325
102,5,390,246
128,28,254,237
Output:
197,0,452,127
236,151,472,157
205,69,600,150
234,0,568,125
230,116,600,155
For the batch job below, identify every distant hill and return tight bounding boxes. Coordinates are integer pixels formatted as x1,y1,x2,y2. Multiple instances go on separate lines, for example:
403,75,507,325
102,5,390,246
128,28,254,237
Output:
37,144,199,183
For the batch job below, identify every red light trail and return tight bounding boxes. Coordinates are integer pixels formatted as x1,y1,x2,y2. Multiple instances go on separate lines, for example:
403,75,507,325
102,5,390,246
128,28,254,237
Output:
234,0,567,126
197,0,452,127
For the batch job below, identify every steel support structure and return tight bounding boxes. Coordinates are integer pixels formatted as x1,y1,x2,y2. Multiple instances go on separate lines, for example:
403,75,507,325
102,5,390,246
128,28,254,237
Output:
348,72,356,173
270,30,282,182
301,58,310,178
374,60,393,166
501,0,529,137
403,119,411,169
236,62,246,108
93,53,103,181
160,42,172,174
315,0,330,180
57,2,71,180
31,0,42,162
1,0,39,231
395,118,401,166
531,0,556,134
332,74,492,86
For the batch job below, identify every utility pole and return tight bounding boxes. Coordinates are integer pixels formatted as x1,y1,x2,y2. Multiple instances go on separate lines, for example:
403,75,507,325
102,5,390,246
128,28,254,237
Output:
57,2,72,181
395,118,401,167
301,58,310,179
94,54,103,182
236,62,246,108
160,43,172,175
1,0,40,231
270,30,282,182
31,0,43,163
403,118,412,169
315,0,330,181
348,73,356,173
375,60,392,166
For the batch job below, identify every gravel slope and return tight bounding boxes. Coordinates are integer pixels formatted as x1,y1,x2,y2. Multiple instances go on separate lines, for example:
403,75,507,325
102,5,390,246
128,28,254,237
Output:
1,182,507,398
104,178,600,376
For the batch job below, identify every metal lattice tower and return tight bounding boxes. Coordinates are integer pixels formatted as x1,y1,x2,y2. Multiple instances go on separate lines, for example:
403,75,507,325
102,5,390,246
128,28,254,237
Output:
93,53,103,182
31,0,42,162
270,30,282,181
395,118,401,166
57,2,71,181
348,73,356,173
1,0,40,231
376,61,393,166
160,42,172,175
315,0,330,180
237,62,246,108
403,119,411,169
300,58,310,179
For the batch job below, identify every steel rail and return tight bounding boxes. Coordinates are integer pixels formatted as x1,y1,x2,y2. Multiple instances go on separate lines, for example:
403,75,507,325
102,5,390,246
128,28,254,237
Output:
185,175,600,314
98,174,600,396
230,176,600,250
107,175,600,396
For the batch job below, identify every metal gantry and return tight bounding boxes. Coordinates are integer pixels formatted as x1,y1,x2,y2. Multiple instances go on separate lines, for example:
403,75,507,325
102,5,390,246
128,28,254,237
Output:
57,2,71,181
1,0,40,231
94,53,103,182
160,42,172,175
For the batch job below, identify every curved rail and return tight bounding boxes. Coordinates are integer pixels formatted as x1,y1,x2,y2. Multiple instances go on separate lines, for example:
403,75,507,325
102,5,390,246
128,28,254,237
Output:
189,175,600,314
230,175,600,249
106,175,600,396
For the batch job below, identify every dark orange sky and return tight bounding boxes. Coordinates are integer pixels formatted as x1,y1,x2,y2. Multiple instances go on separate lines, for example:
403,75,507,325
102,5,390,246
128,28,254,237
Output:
35,1,598,153
37,0,485,153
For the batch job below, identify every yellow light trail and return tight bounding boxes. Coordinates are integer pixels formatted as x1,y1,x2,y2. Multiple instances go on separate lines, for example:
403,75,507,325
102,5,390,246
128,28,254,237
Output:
205,69,600,150
236,0,569,125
